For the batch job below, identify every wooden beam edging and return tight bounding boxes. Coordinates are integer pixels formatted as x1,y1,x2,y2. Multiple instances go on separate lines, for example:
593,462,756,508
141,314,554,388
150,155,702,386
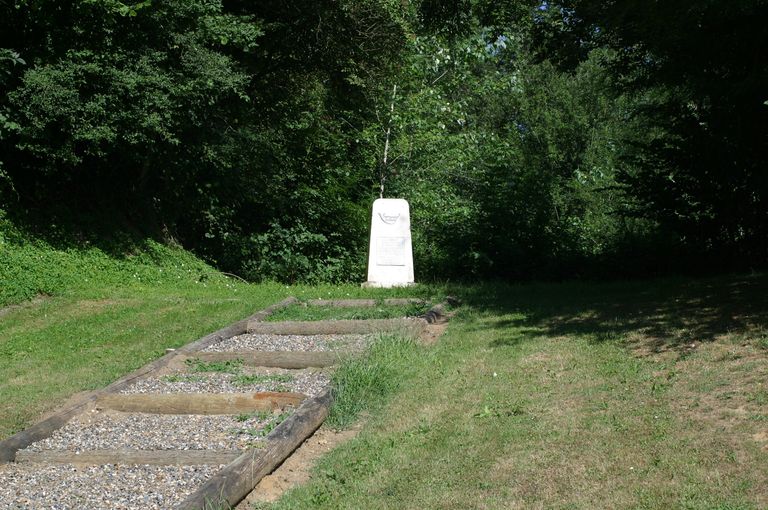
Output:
0,296,298,463
246,317,426,336
0,401,92,463
175,388,333,510
15,449,242,467
183,351,346,369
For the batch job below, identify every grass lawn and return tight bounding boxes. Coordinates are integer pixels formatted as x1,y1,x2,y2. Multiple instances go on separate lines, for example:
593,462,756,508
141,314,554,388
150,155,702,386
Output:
263,274,768,509
0,282,278,438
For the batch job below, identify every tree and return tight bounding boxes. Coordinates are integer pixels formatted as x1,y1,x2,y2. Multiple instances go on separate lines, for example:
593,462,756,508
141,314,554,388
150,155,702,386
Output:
538,0,768,268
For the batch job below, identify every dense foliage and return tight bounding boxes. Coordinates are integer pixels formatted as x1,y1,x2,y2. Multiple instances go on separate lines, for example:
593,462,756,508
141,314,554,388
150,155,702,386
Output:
1,0,765,282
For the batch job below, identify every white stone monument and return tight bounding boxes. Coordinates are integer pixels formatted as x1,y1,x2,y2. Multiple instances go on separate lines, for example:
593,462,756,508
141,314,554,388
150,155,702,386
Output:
364,198,414,288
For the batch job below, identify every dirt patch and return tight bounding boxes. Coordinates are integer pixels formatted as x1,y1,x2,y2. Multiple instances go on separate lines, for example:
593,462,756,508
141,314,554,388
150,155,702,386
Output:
37,391,101,422
0,295,49,319
419,321,448,345
236,424,361,508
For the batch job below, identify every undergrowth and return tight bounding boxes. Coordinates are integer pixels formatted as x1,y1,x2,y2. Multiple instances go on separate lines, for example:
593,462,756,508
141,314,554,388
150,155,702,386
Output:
0,213,236,307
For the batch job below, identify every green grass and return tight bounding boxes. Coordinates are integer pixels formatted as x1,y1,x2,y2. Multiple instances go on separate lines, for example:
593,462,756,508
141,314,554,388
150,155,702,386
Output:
161,374,206,383
328,334,427,429
259,274,768,509
237,411,294,438
0,283,287,438
185,358,244,374
265,302,432,322
235,410,273,423
232,373,294,387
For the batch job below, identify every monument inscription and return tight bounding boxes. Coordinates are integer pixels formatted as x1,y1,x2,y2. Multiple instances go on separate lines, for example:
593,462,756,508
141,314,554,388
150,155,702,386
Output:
376,237,407,266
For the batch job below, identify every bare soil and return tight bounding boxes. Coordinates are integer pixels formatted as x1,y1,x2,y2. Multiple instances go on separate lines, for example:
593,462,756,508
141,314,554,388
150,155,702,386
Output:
0,295,49,319
236,423,361,507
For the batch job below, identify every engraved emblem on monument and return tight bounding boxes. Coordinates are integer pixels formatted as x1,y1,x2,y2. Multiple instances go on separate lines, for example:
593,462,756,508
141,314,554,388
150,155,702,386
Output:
378,213,400,225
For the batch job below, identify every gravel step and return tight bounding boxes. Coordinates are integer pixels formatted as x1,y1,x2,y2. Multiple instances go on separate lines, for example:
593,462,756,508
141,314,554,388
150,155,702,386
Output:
201,333,372,353
0,463,221,510
24,409,290,452
15,448,242,467
119,369,330,397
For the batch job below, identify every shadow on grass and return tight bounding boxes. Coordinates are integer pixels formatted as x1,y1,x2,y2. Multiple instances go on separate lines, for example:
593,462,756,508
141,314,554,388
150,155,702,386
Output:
460,273,768,354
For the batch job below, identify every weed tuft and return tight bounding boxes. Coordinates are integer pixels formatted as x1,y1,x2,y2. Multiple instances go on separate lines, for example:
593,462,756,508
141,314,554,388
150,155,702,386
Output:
185,358,243,374
328,333,424,429
161,374,206,383
236,411,292,438
234,410,272,422
231,373,293,387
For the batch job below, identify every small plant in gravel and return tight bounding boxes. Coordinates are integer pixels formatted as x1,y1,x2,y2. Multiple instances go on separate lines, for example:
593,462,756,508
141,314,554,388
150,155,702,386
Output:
185,358,243,374
236,411,292,438
259,411,292,436
234,410,272,422
161,374,206,383
231,373,294,387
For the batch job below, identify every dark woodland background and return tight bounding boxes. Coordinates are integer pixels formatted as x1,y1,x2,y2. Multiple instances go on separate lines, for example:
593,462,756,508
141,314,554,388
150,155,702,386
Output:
1,0,766,283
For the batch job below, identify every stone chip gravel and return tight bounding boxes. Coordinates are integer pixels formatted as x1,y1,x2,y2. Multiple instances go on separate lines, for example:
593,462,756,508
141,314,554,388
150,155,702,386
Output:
25,410,285,452
0,463,220,510
202,333,372,352
119,369,330,397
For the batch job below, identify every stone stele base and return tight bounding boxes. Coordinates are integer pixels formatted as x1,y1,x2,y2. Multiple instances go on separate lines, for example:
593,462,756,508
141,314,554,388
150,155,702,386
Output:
361,281,415,289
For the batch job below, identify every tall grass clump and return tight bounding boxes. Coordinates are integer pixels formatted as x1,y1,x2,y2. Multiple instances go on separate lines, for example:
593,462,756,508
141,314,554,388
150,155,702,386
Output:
328,333,426,429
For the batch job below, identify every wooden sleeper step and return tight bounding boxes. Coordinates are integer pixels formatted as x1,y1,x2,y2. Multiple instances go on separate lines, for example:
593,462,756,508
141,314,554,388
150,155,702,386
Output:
96,392,306,415
15,448,242,466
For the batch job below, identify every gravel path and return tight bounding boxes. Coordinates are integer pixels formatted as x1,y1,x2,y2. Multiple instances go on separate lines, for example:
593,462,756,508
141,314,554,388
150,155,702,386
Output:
26,410,285,452
119,369,330,397
202,333,372,352
0,463,219,510
1,324,363,509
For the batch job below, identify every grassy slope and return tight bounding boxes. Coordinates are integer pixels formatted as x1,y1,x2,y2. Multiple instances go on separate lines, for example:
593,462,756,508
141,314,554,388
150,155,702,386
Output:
0,230,281,437
264,275,768,510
